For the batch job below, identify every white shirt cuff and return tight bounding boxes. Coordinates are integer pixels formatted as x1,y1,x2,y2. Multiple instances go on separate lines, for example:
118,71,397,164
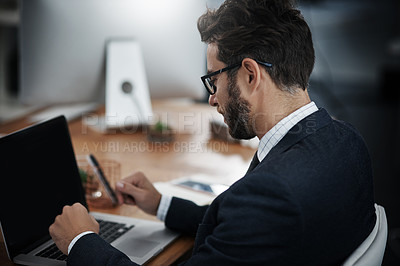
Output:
156,194,172,222
67,231,96,255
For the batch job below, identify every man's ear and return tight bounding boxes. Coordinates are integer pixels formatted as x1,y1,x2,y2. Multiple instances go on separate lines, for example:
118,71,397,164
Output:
241,58,261,92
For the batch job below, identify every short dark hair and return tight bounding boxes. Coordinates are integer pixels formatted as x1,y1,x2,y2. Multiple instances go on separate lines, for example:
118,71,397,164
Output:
197,0,315,92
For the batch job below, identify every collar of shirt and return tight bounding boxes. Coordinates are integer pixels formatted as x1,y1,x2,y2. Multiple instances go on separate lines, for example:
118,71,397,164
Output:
257,101,318,162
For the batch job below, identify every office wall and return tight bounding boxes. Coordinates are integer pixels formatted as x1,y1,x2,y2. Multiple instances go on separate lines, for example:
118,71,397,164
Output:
0,0,18,102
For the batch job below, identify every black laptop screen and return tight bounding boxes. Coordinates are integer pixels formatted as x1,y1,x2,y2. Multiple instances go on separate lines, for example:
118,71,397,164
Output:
0,116,87,259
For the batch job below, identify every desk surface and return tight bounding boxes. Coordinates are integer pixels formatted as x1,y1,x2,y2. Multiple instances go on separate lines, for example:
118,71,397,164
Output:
0,99,256,265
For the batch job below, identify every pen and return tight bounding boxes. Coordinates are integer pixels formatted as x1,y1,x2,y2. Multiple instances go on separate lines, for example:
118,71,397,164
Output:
87,154,118,206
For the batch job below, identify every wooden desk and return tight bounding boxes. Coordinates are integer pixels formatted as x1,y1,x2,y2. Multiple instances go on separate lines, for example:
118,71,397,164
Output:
0,99,256,265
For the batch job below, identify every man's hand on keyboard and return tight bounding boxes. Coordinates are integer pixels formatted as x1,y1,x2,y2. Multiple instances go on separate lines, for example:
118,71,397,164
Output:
49,203,99,254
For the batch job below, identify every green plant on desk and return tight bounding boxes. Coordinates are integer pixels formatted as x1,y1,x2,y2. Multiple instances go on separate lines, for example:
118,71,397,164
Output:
154,121,169,132
147,120,174,143
79,168,100,198
79,168,88,184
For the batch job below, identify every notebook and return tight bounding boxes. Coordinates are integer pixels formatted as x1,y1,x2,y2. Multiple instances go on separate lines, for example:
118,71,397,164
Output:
0,116,179,265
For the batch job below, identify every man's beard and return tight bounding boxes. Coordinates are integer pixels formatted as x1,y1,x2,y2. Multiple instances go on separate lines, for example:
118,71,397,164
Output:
224,78,256,140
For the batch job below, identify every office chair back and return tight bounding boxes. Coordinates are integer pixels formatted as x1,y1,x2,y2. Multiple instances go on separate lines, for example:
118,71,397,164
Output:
342,204,388,266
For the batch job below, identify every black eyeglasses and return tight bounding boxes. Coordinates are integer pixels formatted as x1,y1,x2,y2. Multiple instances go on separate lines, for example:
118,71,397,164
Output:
201,60,273,95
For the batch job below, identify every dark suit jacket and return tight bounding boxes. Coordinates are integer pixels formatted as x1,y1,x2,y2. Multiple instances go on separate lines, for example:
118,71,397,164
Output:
68,108,376,265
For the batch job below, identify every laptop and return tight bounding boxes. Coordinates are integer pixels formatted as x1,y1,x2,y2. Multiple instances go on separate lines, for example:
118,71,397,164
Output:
0,116,179,265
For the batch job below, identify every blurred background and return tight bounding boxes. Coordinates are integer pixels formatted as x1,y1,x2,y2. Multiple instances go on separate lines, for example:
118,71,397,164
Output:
0,0,399,264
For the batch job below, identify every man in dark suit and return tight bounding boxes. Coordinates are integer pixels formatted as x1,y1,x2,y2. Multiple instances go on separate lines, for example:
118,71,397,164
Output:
49,0,376,265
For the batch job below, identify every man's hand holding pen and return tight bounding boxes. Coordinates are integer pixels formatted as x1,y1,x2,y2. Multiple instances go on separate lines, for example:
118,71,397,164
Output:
116,171,162,216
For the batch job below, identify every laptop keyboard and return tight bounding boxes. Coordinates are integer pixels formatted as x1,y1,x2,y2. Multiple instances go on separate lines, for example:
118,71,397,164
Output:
35,219,134,261
97,219,134,243
35,244,68,261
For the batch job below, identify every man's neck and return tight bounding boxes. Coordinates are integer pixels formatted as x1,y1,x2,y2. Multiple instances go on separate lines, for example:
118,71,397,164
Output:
255,88,311,139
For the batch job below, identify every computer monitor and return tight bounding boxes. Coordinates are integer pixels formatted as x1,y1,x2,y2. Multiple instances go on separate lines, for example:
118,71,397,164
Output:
19,0,207,105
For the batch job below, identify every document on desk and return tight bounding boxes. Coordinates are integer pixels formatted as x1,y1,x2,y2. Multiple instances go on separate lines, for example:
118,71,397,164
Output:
154,175,230,205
